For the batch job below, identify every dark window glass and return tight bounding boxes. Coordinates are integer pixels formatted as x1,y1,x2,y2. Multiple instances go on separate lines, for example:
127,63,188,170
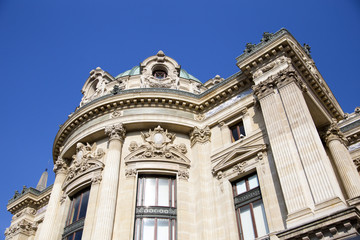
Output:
230,121,246,142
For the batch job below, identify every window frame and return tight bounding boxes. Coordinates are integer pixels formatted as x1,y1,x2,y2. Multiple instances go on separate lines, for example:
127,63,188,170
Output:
229,120,246,142
232,173,268,240
134,175,177,240
63,188,90,240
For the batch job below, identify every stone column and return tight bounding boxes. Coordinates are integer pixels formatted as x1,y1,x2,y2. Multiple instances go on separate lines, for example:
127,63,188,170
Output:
253,78,314,219
82,175,102,240
92,123,125,240
190,126,218,239
276,70,341,206
38,157,67,240
325,122,360,200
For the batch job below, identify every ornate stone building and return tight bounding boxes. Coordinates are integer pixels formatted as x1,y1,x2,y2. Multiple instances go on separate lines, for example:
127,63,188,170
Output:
5,29,360,240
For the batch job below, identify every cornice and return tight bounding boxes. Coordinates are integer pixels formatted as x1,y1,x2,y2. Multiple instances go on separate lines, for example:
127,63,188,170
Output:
237,29,343,122
52,74,251,162
7,185,53,215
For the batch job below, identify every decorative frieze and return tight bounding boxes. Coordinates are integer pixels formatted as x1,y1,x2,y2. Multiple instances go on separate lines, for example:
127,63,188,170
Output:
190,126,211,146
135,206,177,218
253,56,290,79
5,219,37,239
12,207,36,220
126,126,189,165
105,123,126,141
233,161,248,175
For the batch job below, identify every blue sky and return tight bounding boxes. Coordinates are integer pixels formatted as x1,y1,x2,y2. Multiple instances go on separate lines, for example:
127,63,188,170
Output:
0,0,359,234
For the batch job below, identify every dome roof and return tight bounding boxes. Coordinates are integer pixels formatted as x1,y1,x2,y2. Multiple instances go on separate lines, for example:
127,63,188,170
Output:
115,65,201,83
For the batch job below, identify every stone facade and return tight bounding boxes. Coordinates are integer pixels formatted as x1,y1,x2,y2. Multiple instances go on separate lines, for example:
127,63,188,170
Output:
5,29,360,240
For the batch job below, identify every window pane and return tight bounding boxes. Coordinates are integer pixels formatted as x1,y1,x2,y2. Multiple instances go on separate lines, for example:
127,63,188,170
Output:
143,218,155,240
239,124,246,136
231,127,239,141
248,174,259,189
253,200,269,237
71,196,81,223
239,205,255,240
235,180,246,195
144,178,156,206
74,230,83,240
78,190,90,219
67,234,74,240
171,180,175,208
172,220,176,240
135,218,141,240
137,178,143,206
158,179,170,207
157,219,169,240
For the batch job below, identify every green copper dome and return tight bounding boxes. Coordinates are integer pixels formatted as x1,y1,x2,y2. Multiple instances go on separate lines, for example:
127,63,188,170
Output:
115,66,201,83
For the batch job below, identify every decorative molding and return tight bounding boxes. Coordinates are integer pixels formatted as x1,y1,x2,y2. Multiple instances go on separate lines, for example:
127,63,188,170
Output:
5,219,37,239
125,126,190,167
178,170,189,180
194,113,205,121
53,157,67,174
91,175,103,184
12,207,36,220
212,144,266,175
354,158,360,172
65,142,105,185
62,218,85,238
190,126,211,146
253,56,291,78
105,123,126,141
234,187,261,207
135,206,177,218
233,161,248,175
110,110,122,118
125,168,137,178
60,194,67,205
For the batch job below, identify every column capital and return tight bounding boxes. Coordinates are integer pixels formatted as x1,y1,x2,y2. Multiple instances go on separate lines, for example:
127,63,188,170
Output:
252,77,277,100
190,126,211,147
105,123,126,141
53,156,67,175
324,121,348,146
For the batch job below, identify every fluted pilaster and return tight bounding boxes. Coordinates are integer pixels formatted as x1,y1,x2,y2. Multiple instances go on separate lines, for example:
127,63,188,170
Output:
253,80,313,217
325,123,360,200
92,123,125,240
38,157,67,240
278,79,339,205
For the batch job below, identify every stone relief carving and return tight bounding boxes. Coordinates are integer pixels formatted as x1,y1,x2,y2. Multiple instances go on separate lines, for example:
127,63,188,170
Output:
91,175,103,184
60,194,67,205
125,126,190,167
5,219,37,239
178,170,189,180
253,56,291,78
53,157,68,174
110,110,122,118
233,161,248,174
190,126,211,146
125,169,137,178
65,142,105,184
354,158,360,172
105,123,126,141
128,126,187,160
194,113,205,121
12,208,36,220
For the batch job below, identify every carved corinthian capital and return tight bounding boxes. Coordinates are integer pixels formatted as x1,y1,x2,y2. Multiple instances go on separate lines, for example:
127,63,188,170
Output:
105,123,126,141
190,126,211,146
53,156,67,174
252,77,277,100
324,121,348,146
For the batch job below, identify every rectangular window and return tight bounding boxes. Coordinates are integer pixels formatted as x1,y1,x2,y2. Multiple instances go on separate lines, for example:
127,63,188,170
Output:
230,121,246,142
63,188,90,240
233,173,268,240
135,176,176,240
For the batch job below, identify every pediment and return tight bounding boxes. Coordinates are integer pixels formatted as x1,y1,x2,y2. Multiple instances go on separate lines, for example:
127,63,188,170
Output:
212,144,266,174
124,126,190,167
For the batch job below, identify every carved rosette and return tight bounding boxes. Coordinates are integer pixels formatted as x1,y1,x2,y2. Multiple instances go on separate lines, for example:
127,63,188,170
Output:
125,168,137,178
53,157,67,175
105,123,126,141
178,170,189,180
5,219,37,239
190,126,211,147
324,121,348,146
233,161,248,175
